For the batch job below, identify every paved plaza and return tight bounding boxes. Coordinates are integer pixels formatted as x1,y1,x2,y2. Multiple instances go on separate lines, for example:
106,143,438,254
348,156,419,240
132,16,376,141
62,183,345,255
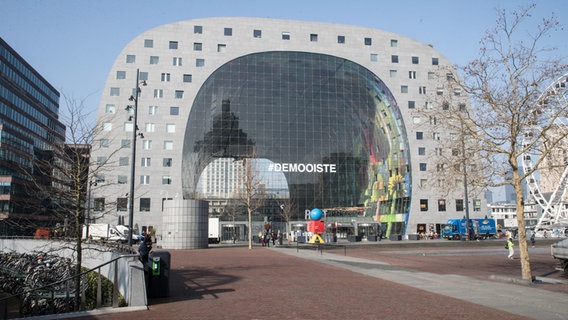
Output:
63,239,567,320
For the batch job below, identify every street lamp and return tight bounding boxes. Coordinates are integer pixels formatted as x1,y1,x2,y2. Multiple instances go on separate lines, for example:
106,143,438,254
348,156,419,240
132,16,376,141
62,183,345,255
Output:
126,68,146,246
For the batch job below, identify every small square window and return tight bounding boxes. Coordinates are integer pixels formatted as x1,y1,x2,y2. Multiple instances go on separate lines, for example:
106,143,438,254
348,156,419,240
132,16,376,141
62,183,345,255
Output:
139,72,148,81
166,123,176,133
389,70,397,78
162,176,172,185
183,74,192,83
416,132,423,140
140,198,151,211
419,163,427,171
144,39,153,48
173,57,182,66
401,85,408,93
175,90,184,99
391,55,399,63
164,141,173,150
282,32,290,40
337,35,345,44
119,157,129,166
408,101,415,109
217,44,226,53
253,29,262,38
420,199,428,211
100,139,109,148
118,175,127,184
310,34,318,42
432,57,439,65
196,59,205,67
224,28,232,36
169,41,178,49
390,39,398,47
110,87,120,96
193,42,202,51
150,56,159,64
148,105,158,115
163,158,173,167
418,147,426,156
364,37,372,46
194,25,203,34
105,104,116,114
370,53,378,62
412,56,419,64
170,107,179,115
126,55,136,63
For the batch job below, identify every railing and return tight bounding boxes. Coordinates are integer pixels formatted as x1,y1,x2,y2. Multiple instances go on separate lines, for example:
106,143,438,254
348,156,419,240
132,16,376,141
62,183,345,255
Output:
296,242,347,256
0,253,140,319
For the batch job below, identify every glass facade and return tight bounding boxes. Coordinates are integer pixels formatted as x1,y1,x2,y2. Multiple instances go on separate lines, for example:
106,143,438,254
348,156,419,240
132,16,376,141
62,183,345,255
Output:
182,52,411,227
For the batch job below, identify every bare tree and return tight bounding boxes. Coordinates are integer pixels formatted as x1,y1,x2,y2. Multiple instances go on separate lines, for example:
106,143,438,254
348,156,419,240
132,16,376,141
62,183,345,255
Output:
431,3,567,280
232,156,266,249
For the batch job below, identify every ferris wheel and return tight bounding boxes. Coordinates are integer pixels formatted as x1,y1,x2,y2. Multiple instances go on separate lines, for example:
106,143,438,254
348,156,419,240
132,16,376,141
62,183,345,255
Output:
521,73,568,229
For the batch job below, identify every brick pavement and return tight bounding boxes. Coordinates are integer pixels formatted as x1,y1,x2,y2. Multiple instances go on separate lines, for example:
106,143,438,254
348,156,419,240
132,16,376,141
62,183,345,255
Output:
64,240,568,320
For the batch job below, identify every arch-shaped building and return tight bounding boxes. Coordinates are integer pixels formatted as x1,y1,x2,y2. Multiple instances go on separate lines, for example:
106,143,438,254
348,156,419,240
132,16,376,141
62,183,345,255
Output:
92,17,486,246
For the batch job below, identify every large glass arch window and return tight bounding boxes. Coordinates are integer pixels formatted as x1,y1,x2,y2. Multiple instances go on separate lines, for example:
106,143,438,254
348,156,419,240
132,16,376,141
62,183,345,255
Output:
182,51,411,225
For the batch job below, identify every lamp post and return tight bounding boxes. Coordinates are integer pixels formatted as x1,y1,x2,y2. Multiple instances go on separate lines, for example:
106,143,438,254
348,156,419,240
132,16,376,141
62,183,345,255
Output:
126,69,146,246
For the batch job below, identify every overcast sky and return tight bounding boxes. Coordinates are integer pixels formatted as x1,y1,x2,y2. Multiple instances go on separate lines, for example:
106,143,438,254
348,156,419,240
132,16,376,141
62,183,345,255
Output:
1,0,566,118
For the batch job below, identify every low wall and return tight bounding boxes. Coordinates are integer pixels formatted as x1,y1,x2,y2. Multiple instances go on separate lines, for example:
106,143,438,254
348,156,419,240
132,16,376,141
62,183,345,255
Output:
0,238,146,307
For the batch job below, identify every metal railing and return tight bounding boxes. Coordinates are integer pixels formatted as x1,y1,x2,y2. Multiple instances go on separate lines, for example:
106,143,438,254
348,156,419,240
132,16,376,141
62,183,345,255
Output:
0,253,140,319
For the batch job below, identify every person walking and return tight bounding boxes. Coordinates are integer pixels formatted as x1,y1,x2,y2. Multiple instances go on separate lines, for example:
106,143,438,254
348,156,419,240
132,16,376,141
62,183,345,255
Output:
530,233,536,247
506,237,514,259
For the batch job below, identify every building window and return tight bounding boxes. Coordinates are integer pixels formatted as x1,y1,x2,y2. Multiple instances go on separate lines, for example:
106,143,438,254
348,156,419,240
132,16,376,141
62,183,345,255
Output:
170,106,179,115
337,35,345,44
370,53,378,62
196,59,205,67
140,198,151,211
117,198,128,211
418,147,426,156
419,163,427,171
150,56,159,64
175,90,184,99
473,199,481,211
161,73,171,82
456,199,464,212
420,179,428,188
217,44,226,53
121,139,131,148
420,199,428,211
412,116,421,124
102,122,112,131
389,70,397,78
119,157,129,166
391,55,399,63
438,199,446,211
173,57,182,66
401,85,408,93
253,29,262,38
141,157,151,167
164,140,173,150
282,32,290,40
419,86,426,94
432,57,439,65
126,55,136,63
390,39,398,47
140,175,150,185
183,74,192,83
166,123,176,133
110,87,120,96
224,27,232,36
142,140,152,150
105,104,116,114
364,37,372,46
428,72,436,80
433,132,440,140
416,132,423,140
310,34,318,42
193,42,202,51
144,39,153,48
124,122,134,132
408,101,415,109
412,56,419,64
163,158,172,167
149,105,158,115
169,41,178,49
409,71,416,79
116,71,126,79
153,89,163,99
93,198,105,211
118,175,127,184
145,123,155,132
194,25,202,34
162,176,172,185
100,139,109,148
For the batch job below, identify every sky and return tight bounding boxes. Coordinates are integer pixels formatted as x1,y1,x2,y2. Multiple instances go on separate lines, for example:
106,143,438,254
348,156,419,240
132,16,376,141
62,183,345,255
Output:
1,0,566,119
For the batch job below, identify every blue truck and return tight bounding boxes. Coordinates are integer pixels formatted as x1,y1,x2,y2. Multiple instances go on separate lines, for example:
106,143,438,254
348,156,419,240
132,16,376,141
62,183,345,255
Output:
442,218,496,240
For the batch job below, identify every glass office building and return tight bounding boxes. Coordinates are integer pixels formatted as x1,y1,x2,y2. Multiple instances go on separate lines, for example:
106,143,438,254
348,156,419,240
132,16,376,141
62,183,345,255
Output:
0,37,65,234
92,18,486,242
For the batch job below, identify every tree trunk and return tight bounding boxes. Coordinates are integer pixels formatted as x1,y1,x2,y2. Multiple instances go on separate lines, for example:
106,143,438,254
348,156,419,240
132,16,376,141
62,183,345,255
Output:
513,167,532,280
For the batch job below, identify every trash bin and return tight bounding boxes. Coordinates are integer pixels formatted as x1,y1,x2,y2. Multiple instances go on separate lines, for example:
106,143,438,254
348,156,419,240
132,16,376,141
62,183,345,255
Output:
148,250,170,298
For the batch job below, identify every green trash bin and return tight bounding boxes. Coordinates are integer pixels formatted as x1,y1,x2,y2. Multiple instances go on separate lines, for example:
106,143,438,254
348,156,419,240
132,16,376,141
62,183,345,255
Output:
148,250,170,298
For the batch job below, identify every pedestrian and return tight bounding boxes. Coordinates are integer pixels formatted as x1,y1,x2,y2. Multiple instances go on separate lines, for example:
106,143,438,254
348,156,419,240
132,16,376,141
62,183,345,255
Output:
506,237,514,260
530,233,535,247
